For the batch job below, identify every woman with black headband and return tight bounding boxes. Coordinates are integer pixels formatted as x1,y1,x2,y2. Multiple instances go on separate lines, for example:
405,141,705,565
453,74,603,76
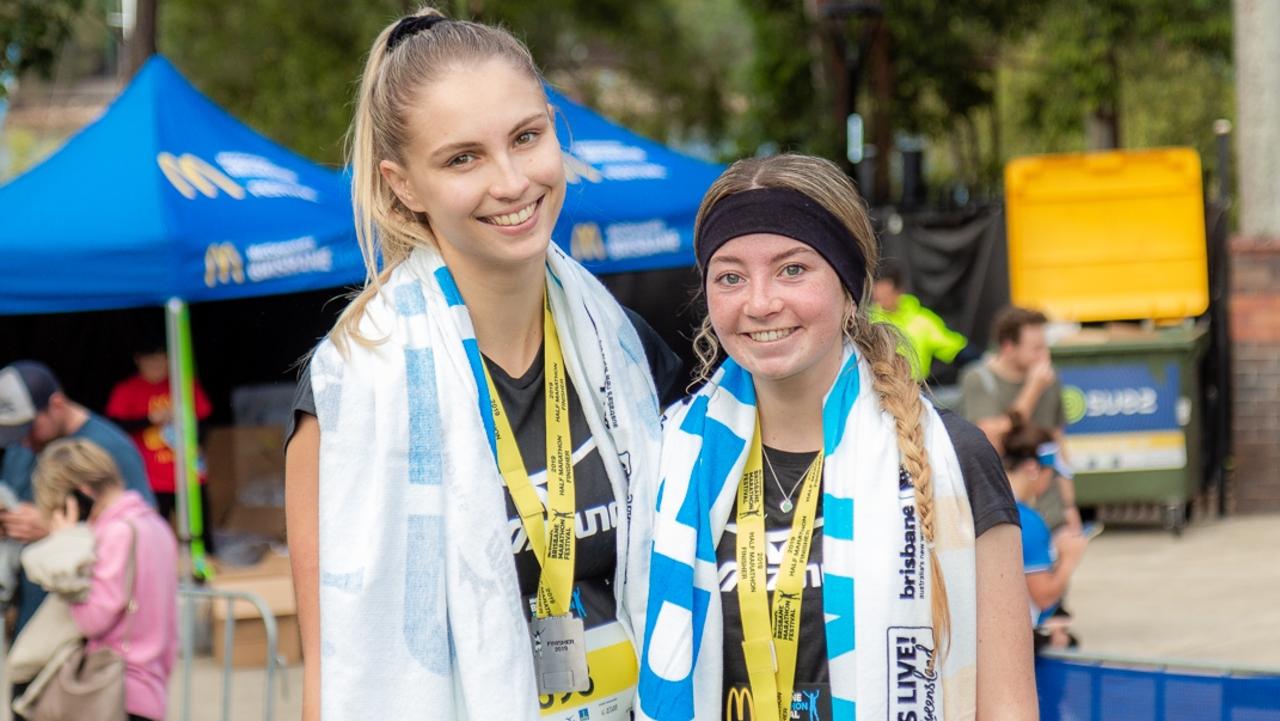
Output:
284,8,683,720
634,154,1035,720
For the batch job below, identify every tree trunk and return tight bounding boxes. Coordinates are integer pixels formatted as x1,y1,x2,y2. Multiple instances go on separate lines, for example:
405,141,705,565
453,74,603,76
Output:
869,17,893,206
988,67,1003,191
1233,0,1280,236
1086,49,1122,150
804,0,852,172
124,0,158,80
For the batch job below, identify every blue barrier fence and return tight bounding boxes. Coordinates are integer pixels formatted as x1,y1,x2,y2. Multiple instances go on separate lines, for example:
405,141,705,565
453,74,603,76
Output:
1038,654,1280,721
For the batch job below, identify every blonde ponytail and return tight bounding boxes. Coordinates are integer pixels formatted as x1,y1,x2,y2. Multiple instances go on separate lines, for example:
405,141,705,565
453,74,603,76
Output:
333,6,546,351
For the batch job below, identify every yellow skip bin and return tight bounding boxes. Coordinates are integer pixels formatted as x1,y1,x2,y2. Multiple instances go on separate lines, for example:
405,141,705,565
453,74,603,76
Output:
1005,147,1208,322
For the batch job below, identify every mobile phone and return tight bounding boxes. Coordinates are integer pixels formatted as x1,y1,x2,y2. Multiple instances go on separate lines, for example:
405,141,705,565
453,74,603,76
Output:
1080,521,1104,540
72,489,95,522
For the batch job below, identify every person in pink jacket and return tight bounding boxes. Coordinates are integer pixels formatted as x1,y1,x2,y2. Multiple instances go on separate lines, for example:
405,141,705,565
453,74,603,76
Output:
34,437,179,721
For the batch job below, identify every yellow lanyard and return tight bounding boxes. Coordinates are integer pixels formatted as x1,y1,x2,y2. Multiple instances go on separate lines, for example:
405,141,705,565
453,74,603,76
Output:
735,421,824,721
483,293,576,618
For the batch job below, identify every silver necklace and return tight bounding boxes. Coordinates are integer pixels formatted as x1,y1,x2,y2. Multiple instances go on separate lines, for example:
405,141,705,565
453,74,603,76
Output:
762,448,806,513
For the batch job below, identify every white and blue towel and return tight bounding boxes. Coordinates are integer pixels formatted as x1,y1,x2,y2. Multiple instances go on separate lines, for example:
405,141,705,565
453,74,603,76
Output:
312,244,661,720
634,348,977,721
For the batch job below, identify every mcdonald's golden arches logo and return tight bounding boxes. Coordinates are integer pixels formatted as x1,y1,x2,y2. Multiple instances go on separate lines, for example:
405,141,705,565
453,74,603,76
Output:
157,152,246,200
725,686,756,721
204,243,245,288
570,223,607,262
562,151,603,185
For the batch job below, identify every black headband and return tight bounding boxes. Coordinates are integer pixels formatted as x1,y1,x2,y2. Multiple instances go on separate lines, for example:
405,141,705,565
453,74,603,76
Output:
695,187,868,300
386,14,449,53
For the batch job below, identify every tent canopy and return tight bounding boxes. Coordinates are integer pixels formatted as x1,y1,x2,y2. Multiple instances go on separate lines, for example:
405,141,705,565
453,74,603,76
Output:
548,87,723,274
0,57,361,314
0,56,720,316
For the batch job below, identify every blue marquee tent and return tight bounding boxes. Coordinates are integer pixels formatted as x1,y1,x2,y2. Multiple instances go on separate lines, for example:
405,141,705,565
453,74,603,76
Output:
548,87,723,274
0,57,719,316
0,57,362,315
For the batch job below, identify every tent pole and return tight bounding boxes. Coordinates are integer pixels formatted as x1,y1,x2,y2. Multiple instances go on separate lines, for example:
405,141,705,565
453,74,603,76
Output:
165,299,193,584
165,297,210,580
165,298,196,721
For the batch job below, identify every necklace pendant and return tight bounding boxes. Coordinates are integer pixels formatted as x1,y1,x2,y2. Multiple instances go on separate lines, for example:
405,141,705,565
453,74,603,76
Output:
779,498,794,513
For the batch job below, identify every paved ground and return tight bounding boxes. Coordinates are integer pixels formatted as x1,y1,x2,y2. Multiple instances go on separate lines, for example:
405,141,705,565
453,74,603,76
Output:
1066,511,1280,669
166,658,301,721
166,513,1280,720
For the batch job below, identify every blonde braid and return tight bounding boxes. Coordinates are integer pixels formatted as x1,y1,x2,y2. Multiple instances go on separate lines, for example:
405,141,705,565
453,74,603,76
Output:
852,316,951,670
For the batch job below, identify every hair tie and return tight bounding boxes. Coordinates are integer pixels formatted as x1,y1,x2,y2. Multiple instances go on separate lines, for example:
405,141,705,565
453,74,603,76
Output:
386,15,449,53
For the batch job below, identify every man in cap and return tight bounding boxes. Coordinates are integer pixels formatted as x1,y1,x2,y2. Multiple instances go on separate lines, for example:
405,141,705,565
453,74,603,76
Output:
0,360,155,630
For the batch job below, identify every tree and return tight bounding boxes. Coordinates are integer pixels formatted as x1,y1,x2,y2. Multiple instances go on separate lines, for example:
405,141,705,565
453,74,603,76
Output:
1012,0,1231,151
160,1,406,165
0,0,88,97
160,0,738,166
123,0,157,80
736,0,839,159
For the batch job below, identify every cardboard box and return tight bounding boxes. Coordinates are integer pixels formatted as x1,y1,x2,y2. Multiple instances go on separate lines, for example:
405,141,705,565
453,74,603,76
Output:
205,425,286,541
209,571,301,668
213,549,292,580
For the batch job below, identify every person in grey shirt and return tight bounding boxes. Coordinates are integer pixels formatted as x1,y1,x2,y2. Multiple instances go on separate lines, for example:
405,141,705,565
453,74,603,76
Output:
959,306,1081,531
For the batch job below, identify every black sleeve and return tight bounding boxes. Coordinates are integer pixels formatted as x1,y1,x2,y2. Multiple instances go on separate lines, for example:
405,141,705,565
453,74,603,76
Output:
623,306,687,408
285,362,317,449
936,407,1020,536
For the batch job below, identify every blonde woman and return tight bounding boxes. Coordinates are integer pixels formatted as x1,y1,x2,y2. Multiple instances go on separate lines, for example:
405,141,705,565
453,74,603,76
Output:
284,8,682,721
636,155,1035,720
29,438,178,721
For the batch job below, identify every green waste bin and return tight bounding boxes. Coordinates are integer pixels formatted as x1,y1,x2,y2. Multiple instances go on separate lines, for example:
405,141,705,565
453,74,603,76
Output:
1050,323,1209,532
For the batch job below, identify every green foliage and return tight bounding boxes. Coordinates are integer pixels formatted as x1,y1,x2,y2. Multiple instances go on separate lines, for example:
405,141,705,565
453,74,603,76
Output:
159,0,738,165
0,0,88,95
883,0,1043,137
161,1,406,166
148,0,1236,189
1011,0,1228,143
469,0,739,148
1001,0,1232,170
734,0,835,159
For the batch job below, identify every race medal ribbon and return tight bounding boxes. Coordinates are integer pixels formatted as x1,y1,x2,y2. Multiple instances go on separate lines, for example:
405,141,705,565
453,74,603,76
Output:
483,292,588,694
736,420,825,721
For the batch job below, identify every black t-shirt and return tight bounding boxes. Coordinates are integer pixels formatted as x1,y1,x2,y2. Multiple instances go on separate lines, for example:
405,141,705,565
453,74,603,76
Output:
487,349,620,620
716,408,1017,708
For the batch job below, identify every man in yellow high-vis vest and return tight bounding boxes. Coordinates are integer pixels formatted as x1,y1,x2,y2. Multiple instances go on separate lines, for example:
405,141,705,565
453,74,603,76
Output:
870,261,968,380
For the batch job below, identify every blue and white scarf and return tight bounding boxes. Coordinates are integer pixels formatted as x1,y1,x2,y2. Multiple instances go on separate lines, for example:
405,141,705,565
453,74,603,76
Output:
312,244,661,720
634,348,977,721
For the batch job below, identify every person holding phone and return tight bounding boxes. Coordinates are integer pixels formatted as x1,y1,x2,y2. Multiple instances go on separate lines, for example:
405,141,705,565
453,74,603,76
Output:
28,438,178,721
0,360,155,641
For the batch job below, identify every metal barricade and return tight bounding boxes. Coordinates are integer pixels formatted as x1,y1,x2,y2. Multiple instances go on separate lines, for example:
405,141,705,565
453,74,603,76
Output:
177,585,280,721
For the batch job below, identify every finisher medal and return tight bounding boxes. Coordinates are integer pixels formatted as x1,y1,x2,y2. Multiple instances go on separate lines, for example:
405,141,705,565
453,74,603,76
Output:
530,614,590,694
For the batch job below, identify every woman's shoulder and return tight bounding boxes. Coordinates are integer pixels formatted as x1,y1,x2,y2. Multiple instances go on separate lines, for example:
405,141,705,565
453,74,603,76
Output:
932,406,992,455
931,404,1020,534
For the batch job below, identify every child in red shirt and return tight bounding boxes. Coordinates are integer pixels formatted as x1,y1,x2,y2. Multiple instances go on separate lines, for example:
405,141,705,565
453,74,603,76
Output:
106,344,214,552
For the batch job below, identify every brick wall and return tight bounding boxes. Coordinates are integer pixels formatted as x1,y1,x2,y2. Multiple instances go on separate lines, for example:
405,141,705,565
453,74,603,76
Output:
1229,235,1280,511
